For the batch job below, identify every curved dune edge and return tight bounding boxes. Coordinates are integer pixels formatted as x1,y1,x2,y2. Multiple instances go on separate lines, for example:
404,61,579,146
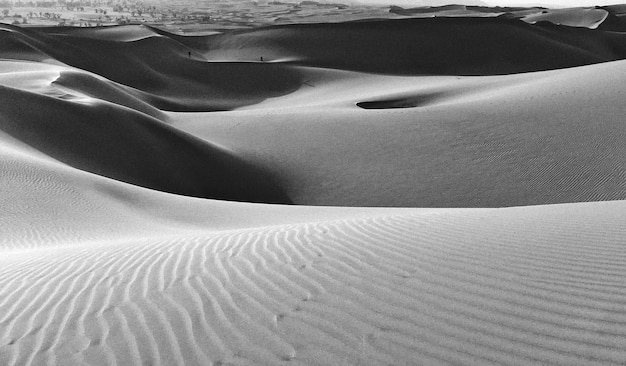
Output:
174,59,626,207
0,23,305,112
193,17,626,75
522,7,609,29
2,17,626,366
0,61,291,204
2,193,626,364
1,136,626,365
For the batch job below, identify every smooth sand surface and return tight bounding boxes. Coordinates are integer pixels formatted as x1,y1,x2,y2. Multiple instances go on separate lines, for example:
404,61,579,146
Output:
188,17,626,74
2,15,626,365
522,7,609,29
174,59,626,207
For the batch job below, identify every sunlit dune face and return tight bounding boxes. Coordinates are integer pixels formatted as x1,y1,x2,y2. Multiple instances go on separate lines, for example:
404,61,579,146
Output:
2,10,626,366
0,70,97,106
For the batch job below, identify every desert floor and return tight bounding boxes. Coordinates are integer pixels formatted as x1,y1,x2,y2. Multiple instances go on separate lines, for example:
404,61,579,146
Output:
2,10,626,366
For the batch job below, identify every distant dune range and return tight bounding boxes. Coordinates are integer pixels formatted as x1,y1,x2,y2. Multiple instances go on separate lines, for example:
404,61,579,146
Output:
2,11,626,365
173,17,626,74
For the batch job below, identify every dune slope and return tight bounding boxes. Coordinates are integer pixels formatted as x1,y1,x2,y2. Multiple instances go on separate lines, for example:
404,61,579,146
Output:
521,7,608,29
174,59,626,207
189,17,626,75
0,61,290,203
2,16,626,366
1,147,626,365
0,24,305,111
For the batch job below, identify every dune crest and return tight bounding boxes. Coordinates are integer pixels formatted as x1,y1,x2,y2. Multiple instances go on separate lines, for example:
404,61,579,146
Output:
2,170,626,365
2,13,626,366
0,62,290,204
194,17,626,75
174,59,626,207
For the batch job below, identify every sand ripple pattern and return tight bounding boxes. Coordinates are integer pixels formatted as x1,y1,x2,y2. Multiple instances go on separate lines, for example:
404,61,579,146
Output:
1,204,626,366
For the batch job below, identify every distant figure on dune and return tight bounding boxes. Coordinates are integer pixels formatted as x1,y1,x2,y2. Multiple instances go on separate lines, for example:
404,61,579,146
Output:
188,51,191,58
260,56,264,62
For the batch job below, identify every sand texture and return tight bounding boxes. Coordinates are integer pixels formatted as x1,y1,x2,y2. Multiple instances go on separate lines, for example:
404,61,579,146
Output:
2,14,626,366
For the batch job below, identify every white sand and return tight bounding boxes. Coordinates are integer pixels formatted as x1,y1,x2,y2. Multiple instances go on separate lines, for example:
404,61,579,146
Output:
2,145,626,365
174,59,626,207
522,7,609,29
2,17,626,366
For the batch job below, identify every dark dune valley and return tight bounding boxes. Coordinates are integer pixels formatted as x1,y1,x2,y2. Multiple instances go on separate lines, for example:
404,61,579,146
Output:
2,3,626,366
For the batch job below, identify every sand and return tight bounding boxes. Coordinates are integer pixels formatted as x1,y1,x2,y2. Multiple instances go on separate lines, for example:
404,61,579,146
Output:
2,12,626,366
173,59,626,207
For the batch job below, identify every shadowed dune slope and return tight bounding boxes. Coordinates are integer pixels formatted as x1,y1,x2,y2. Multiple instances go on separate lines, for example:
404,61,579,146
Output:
31,24,165,42
0,24,304,111
1,133,626,365
0,28,61,63
388,5,609,29
4,17,626,87
52,71,167,120
389,4,471,15
0,137,387,249
1,148,626,365
2,13,626,366
597,5,626,31
0,62,290,204
184,17,626,75
174,59,626,207
2,21,626,207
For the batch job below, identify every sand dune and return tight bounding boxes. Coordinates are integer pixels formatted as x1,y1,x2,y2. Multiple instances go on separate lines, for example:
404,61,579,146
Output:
34,24,167,42
192,17,626,75
2,130,626,364
0,61,289,203
0,23,305,111
522,7,609,29
2,155,626,364
2,13,626,366
6,17,626,80
0,135,392,249
174,59,626,207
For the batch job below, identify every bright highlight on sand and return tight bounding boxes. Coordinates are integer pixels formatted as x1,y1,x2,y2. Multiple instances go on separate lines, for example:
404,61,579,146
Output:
2,3,626,366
